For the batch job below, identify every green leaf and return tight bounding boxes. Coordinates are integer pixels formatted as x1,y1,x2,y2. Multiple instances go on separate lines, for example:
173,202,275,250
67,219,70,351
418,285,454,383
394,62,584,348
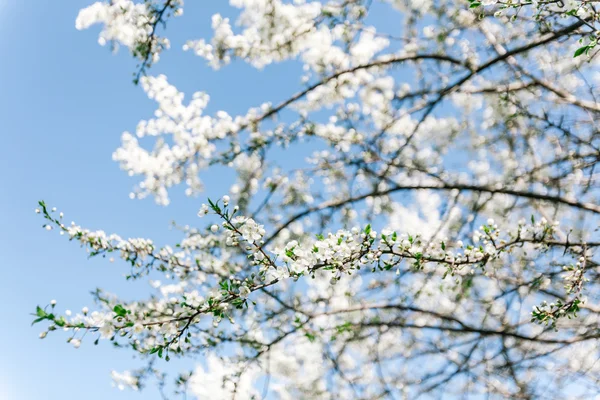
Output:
113,304,127,318
574,46,589,58
36,306,46,318
336,322,353,333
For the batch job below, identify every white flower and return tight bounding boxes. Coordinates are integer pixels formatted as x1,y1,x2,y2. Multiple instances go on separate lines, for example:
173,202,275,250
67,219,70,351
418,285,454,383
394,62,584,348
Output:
238,285,251,298
99,323,115,339
185,290,204,307
198,204,209,217
132,323,144,334
235,217,265,244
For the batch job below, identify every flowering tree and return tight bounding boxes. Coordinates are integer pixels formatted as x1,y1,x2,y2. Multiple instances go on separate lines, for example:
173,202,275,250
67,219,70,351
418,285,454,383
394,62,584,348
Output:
34,0,600,398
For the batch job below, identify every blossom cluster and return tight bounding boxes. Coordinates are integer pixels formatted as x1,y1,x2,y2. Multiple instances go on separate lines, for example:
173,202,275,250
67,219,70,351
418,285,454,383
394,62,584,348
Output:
76,1,154,49
76,0,184,67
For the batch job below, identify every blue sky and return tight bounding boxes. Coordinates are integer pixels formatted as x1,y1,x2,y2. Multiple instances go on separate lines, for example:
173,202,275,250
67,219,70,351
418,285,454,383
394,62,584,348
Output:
0,2,404,399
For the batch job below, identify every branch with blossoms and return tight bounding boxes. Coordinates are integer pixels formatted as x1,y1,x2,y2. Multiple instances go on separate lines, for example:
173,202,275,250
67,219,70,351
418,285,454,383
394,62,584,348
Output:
108,14,589,207
75,0,184,84
471,0,600,58
33,197,597,358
